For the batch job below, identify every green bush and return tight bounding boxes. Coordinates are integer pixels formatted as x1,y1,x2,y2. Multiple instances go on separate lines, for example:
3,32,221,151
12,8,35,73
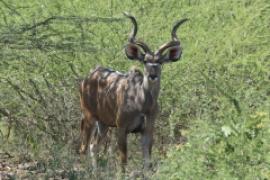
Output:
154,0,270,179
0,0,269,179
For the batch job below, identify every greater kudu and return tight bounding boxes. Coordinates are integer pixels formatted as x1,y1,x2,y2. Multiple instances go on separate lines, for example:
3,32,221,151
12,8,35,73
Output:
79,12,188,171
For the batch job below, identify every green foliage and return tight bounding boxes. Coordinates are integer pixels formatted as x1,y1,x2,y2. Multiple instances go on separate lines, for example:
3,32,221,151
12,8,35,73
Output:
0,0,269,179
155,111,270,179
153,0,270,179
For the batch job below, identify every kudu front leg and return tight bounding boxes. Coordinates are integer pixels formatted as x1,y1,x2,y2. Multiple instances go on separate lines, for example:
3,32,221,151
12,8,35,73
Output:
141,115,155,171
141,130,154,170
117,128,127,172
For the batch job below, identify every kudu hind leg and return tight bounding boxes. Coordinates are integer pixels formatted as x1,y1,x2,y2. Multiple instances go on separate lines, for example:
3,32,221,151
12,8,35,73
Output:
79,113,95,154
89,122,109,169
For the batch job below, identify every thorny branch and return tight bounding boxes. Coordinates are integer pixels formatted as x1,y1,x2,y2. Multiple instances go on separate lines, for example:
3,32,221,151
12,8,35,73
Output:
0,3,123,53
20,15,124,33
0,1,122,144
6,78,38,102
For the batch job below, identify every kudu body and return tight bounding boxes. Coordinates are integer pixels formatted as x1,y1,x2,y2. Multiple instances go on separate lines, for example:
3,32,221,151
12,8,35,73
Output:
79,13,188,170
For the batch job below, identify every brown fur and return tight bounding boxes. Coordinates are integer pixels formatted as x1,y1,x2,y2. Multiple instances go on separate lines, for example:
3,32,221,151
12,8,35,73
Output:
79,66,158,170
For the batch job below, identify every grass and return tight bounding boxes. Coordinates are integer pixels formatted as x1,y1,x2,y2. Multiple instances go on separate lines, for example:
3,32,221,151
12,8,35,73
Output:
0,0,269,179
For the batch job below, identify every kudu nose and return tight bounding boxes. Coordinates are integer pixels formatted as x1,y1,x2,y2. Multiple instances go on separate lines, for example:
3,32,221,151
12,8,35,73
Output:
148,74,158,81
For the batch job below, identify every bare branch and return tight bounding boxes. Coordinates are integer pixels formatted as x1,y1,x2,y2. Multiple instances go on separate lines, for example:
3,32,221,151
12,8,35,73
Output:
6,78,38,102
28,79,47,107
20,15,124,33
68,63,80,78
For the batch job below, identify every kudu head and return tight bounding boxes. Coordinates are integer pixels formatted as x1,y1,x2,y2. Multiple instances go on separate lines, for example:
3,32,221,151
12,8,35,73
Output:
124,12,188,84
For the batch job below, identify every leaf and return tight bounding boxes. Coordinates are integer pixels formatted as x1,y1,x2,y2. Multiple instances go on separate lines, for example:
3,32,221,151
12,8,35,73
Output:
221,126,232,137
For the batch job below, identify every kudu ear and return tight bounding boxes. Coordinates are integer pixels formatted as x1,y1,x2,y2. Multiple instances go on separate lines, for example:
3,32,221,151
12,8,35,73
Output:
125,43,145,61
159,45,182,63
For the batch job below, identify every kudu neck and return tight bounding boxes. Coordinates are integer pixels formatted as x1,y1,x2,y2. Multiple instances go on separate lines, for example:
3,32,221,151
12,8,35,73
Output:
143,74,161,101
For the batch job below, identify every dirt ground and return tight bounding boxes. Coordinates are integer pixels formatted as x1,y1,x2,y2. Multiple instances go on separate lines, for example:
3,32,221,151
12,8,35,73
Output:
0,152,84,180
